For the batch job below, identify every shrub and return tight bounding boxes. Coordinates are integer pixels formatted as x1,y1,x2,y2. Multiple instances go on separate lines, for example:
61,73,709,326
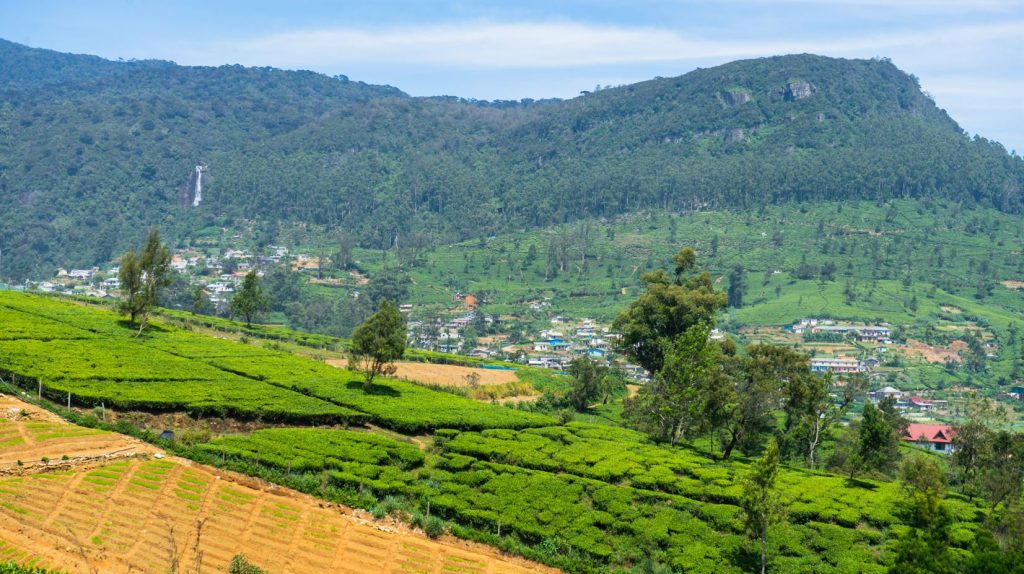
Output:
227,554,266,574
424,515,446,538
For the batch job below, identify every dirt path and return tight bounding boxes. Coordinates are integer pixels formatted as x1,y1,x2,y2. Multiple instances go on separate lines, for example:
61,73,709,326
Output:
0,396,558,574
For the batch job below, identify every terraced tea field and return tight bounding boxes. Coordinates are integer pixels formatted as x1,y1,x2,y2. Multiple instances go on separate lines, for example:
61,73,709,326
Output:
0,291,555,433
0,397,556,574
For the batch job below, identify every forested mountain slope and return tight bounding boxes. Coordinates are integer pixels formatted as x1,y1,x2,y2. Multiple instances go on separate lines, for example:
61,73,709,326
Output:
0,40,1021,279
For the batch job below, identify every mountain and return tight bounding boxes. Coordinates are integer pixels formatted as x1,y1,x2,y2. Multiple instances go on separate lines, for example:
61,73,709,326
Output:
0,40,1021,279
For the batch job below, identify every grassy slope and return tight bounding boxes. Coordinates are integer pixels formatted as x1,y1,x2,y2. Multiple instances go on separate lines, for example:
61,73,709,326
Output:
336,199,1023,392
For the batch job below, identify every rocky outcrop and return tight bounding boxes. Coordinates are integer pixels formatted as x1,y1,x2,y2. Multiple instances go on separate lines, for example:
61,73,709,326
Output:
785,80,814,101
722,89,752,106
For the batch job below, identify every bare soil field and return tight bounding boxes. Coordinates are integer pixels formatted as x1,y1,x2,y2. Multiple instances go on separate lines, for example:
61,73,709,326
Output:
326,359,520,388
904,339,967,364
495,395,542,405
1002,280,1024,290
0,397,556,574
0,393,157,469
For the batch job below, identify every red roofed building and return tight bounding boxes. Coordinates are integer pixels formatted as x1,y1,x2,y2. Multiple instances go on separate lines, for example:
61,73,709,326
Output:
902,424,957,453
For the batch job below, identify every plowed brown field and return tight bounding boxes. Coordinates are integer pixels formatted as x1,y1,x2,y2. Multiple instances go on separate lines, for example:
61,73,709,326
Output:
326,359,519,387
0,396,556,574
0,393,157,469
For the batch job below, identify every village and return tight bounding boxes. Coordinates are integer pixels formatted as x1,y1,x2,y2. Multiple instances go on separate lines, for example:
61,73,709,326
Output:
13,244,1019,438
16,244,315,309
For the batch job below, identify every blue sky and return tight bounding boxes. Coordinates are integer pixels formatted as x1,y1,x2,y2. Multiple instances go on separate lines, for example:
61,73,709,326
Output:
3,0,1022,153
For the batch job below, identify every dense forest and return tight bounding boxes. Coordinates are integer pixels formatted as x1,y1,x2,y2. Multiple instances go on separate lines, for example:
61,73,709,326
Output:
1,39,1021,279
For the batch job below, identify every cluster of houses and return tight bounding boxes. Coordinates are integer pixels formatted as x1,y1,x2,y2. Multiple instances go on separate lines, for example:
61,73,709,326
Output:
869,388,959,453
407,312,490,354
869,386,949,412
29,244,312,308
406,311,650,379
524,319,621,372
791,318,892,343
32,267,115,298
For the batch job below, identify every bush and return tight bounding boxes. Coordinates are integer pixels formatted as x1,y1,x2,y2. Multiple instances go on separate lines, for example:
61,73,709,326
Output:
227,554,267,574
424,515,446,538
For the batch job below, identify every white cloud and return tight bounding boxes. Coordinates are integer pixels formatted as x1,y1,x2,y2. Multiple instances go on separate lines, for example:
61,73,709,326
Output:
184,19,1024,71
169,18,1022,152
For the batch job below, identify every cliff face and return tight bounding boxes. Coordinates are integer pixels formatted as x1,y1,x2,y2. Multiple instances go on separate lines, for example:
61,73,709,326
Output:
786,80,814,101
722,89,752,106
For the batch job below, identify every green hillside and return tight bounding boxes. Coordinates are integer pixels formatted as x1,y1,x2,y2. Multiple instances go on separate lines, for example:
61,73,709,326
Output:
1,41,1021,278
0,291,553,431
0,290,1008,573
279,200,1020,396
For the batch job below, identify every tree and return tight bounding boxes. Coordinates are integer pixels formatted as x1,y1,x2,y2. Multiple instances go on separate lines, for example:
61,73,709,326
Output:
741,439,786,574
623,324,719,445
262,264,301,313
191,286,212,315
349,299,405,390
230,271,270,327
720,345,796,460
783,371,866,467
228,554,268,574
962,331,987,373
613,247,727,375
118,249,144,323
118,228,171,334
859,397,907,476
568,357,608,413
979,430,1024,521
828,396,907,480
952,405,998,501
366,268,410,306
820,261,837,282
727,265,746,308
889,457,957,574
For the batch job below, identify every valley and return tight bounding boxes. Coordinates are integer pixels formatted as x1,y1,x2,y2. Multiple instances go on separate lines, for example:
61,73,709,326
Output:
0,34,1023,574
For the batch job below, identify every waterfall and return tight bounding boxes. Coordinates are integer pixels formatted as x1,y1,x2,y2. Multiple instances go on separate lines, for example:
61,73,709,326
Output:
192,165,203,207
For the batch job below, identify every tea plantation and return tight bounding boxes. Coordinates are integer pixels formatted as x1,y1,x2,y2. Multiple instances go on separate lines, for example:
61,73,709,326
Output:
0,291,552,431
185,424,986,574
0,291,996,573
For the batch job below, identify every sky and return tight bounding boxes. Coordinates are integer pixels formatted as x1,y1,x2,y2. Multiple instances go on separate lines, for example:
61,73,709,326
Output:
2,0,1022,154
